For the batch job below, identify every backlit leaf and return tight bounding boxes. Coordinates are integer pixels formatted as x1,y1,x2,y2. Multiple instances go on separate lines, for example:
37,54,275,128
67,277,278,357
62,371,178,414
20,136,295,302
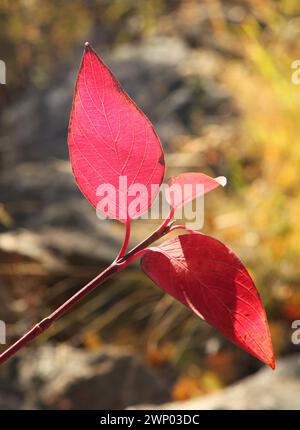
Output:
166,173,226,209
68,43,165,222
141,233,275,368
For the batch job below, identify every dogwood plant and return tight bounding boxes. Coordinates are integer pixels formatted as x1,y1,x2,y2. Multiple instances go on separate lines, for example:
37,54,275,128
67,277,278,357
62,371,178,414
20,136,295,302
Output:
0,43,275,369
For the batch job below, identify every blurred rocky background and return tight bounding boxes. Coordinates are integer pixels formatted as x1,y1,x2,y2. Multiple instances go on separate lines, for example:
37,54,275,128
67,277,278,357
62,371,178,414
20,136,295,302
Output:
0,0,300,409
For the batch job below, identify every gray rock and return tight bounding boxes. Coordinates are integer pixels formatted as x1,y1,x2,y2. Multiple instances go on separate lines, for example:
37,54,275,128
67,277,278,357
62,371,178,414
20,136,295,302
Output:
0,357,24,410
133,354,300,410
17,344,170,409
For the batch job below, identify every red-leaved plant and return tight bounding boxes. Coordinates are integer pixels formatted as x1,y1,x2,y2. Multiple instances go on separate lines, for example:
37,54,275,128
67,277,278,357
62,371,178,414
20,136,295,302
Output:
0,43,275,369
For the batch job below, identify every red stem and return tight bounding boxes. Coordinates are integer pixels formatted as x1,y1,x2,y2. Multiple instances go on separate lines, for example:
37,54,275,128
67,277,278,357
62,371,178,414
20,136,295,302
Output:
0,214,175,366
0,263,118,365
116,219,131,260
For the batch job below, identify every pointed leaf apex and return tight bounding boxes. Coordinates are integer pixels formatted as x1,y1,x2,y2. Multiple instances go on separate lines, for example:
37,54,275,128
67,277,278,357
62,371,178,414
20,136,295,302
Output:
84,42,93,52
268,354,276,370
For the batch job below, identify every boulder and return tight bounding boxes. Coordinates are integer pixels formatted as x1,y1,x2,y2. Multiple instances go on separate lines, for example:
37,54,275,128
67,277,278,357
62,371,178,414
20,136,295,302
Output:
133,354,300,410
17,344,170,410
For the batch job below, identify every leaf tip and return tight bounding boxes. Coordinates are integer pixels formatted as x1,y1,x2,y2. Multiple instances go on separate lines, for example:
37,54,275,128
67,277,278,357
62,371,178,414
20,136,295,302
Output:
261,346,275,370
268,355,276,370
215,176,227,187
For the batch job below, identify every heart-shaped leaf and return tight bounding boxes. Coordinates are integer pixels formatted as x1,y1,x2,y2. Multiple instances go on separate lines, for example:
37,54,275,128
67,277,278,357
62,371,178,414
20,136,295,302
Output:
141,234,275,368
68,43,165,222
165,173,226,209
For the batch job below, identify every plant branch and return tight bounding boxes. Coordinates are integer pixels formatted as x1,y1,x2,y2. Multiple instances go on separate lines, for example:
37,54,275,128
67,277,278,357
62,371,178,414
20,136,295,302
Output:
0,263,118,366
0,214,175,366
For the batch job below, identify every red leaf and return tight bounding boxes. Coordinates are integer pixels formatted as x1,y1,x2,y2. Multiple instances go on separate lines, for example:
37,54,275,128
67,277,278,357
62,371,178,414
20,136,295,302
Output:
141,234,275,368
68,43,165,222
166,173,226,209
